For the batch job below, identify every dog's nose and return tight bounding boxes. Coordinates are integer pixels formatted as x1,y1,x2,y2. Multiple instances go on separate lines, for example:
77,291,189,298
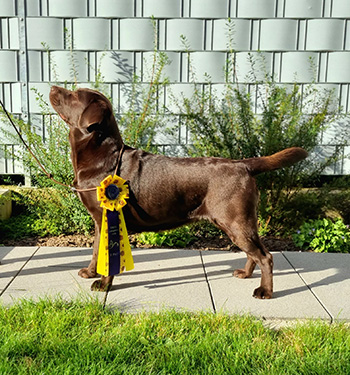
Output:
50,86,59,95
49,86,61,106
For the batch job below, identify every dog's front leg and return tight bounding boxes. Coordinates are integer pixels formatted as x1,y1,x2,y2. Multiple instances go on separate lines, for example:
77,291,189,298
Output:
77,222,115,291
78,222,99,279
91,276,114,292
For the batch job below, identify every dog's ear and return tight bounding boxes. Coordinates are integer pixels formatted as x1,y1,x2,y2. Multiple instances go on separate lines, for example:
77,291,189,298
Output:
78,100,108,131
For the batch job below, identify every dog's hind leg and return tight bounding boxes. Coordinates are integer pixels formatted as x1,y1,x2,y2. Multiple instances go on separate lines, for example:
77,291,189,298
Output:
214,217,273,299
232,229,273,299
242,237,273,299
233,255,256,279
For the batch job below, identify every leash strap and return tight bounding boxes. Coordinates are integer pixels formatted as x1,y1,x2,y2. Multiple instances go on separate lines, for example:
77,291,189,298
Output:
0,98,59,183
0,99,124,193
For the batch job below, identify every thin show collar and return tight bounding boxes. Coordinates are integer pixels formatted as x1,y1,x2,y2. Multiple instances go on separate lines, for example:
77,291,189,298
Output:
74,144,125,193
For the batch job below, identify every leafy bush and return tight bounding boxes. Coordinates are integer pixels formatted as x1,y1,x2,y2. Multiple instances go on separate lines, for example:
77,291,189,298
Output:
181,77,342,229
320,184,350,225
0,213,37,240
261,189,324,236
293,218,350,253
189,221,224,239
0,187,93,239
135,220,274,248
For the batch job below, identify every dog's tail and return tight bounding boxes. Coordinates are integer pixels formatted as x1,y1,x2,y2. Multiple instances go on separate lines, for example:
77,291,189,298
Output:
243,147,308,176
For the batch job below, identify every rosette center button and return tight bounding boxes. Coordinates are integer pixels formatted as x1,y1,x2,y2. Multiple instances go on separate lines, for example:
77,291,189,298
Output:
105,184,120,200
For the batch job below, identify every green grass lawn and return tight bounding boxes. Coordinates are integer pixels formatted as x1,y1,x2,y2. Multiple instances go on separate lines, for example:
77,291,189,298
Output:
1,297,349,374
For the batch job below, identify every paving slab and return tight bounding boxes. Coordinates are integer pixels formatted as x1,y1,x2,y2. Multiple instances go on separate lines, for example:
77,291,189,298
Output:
0,246,105,305
106,248,214,313
0,247,39,294
201,250,331,321
2,247,348,323
283,252,350,321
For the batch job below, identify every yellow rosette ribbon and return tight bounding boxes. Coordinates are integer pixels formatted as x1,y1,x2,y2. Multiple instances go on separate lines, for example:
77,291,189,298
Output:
96,175,134,276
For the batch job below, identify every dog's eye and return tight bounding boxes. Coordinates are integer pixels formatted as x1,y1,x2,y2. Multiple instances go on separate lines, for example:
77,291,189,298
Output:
87,123,100,133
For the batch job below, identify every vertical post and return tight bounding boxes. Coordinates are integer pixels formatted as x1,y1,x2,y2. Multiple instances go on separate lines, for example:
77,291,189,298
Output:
17,0,31,186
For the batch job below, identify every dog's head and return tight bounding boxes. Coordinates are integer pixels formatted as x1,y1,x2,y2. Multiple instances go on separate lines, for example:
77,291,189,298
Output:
49,86,118,137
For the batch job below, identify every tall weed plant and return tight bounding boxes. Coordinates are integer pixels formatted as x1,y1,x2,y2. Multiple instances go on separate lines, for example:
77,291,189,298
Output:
1,34,96,235
0,56,93,235
173,20,347,233
119,20,170,152
0,23,169,236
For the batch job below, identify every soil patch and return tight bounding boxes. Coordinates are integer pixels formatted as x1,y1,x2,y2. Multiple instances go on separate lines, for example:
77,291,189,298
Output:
1,233,301,252
190,236,300,252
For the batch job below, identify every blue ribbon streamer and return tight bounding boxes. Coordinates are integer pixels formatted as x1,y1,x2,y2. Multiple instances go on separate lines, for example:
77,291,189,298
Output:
106,210,120,275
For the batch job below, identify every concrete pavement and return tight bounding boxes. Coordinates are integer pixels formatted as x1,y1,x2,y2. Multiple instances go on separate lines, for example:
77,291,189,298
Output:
1,246,350,323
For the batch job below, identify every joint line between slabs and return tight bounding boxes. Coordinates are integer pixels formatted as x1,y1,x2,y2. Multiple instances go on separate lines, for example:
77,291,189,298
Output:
0,246,41,298
200,251,217,313
281,252,334,323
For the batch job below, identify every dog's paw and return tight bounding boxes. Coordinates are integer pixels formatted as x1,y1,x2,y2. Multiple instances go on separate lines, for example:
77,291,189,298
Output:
91,280,112,292
233,269,250,279
78,268,97,279
253,286,272,299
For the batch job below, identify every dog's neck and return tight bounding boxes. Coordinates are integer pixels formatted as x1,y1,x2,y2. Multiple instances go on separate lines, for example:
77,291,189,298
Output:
106,115,124,149
69,127,124,188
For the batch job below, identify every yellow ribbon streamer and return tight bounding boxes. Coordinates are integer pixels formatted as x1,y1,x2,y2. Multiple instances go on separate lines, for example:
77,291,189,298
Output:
96,175,134,276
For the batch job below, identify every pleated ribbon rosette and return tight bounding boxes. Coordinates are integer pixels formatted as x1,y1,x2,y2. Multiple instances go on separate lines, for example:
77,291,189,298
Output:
96,175,134,276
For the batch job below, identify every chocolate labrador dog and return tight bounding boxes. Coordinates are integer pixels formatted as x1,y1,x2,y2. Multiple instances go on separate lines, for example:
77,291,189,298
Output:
49,85,307,299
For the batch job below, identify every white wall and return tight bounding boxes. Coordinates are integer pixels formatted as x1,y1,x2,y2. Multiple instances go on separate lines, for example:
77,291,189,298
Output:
1,0,350,174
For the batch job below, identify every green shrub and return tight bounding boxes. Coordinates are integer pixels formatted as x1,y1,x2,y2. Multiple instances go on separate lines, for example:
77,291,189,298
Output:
261,189,324,236
136,226,196,248
136,219,279,248
0,213,37,240
189,221,224,239
172,22,347,233
180,76,342,232
20,187,93,236
293,218,350,253
320,185,350,225
256,187,350,238
0,187,93,239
